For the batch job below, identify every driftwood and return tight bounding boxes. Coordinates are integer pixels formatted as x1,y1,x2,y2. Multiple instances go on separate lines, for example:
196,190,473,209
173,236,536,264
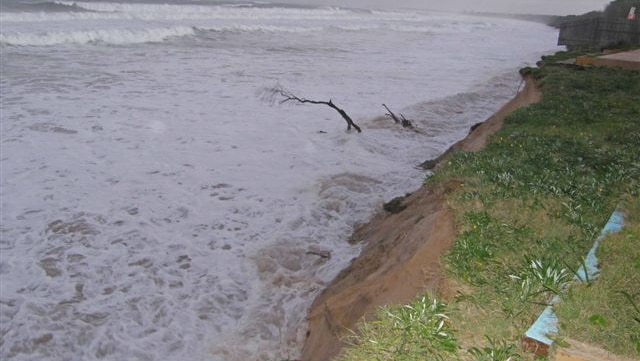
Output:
382,104,413,128
263,86,362,133
306,249,331,259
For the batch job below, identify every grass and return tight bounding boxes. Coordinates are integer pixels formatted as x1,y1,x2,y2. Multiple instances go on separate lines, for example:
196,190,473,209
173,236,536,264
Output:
339,295,458,361
335,51,640,361
468,336,521,361
554,195,640,358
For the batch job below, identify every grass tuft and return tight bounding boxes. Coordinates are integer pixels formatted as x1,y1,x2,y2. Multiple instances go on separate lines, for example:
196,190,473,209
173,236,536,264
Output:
339,295,458,361
468,336,521,361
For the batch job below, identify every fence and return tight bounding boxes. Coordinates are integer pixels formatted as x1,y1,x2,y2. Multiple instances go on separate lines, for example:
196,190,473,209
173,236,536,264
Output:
558,18,640,48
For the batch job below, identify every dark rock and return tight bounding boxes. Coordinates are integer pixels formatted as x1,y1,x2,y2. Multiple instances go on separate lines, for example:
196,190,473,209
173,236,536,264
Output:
383,196,407,214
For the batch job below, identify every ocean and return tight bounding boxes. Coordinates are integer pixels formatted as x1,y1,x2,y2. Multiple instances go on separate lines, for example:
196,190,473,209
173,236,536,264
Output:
0,2,560,360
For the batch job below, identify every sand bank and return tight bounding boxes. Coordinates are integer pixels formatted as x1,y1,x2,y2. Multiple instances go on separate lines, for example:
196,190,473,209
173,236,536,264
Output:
300,75,542,361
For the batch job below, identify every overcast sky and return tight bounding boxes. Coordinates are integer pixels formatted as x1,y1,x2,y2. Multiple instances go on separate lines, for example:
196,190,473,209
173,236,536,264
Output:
279,0,613,15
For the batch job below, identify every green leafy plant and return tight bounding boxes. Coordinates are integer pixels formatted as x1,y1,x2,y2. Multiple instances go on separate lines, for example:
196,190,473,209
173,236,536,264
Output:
339,295,458,361
509,257,573,301
468,336,521,361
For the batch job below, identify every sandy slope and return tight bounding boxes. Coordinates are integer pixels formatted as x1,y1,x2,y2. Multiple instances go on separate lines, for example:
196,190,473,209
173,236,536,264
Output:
300,76,542,361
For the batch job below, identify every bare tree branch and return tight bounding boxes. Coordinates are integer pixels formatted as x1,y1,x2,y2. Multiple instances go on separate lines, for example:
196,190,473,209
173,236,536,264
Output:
382,104,400,124
382,104,413,129
262,86,362,133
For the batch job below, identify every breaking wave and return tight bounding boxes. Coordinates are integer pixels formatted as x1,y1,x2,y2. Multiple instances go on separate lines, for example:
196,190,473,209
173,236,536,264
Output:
2,2,364,22
0,26,196,46
1,23,494,47
1,0,497,47
1,1,488,24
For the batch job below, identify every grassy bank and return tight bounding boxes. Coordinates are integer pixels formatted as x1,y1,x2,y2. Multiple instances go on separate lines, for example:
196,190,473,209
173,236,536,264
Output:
336,53,640,361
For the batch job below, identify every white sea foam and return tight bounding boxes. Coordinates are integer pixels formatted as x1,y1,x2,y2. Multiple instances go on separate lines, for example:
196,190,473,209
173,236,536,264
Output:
0,2,561,360
0,1,500,47
0,23,496,47
0,2,358,22
1,2,486,25
0,26,196,46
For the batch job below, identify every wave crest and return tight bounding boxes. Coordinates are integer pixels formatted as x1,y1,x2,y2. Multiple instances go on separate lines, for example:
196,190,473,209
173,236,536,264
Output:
0,26,195,46
1,2,431,23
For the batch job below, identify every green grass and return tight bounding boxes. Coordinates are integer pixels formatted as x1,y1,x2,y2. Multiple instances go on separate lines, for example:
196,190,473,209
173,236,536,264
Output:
468,336,522,361
339,295,458,361
554,195,640,358
335,52,639,361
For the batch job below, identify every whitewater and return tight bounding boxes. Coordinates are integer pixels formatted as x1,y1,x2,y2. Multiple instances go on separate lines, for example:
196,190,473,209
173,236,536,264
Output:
0,1,560,360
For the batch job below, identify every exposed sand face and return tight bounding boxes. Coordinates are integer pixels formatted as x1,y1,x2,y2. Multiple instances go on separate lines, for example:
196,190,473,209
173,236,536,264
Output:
300,76,542,361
